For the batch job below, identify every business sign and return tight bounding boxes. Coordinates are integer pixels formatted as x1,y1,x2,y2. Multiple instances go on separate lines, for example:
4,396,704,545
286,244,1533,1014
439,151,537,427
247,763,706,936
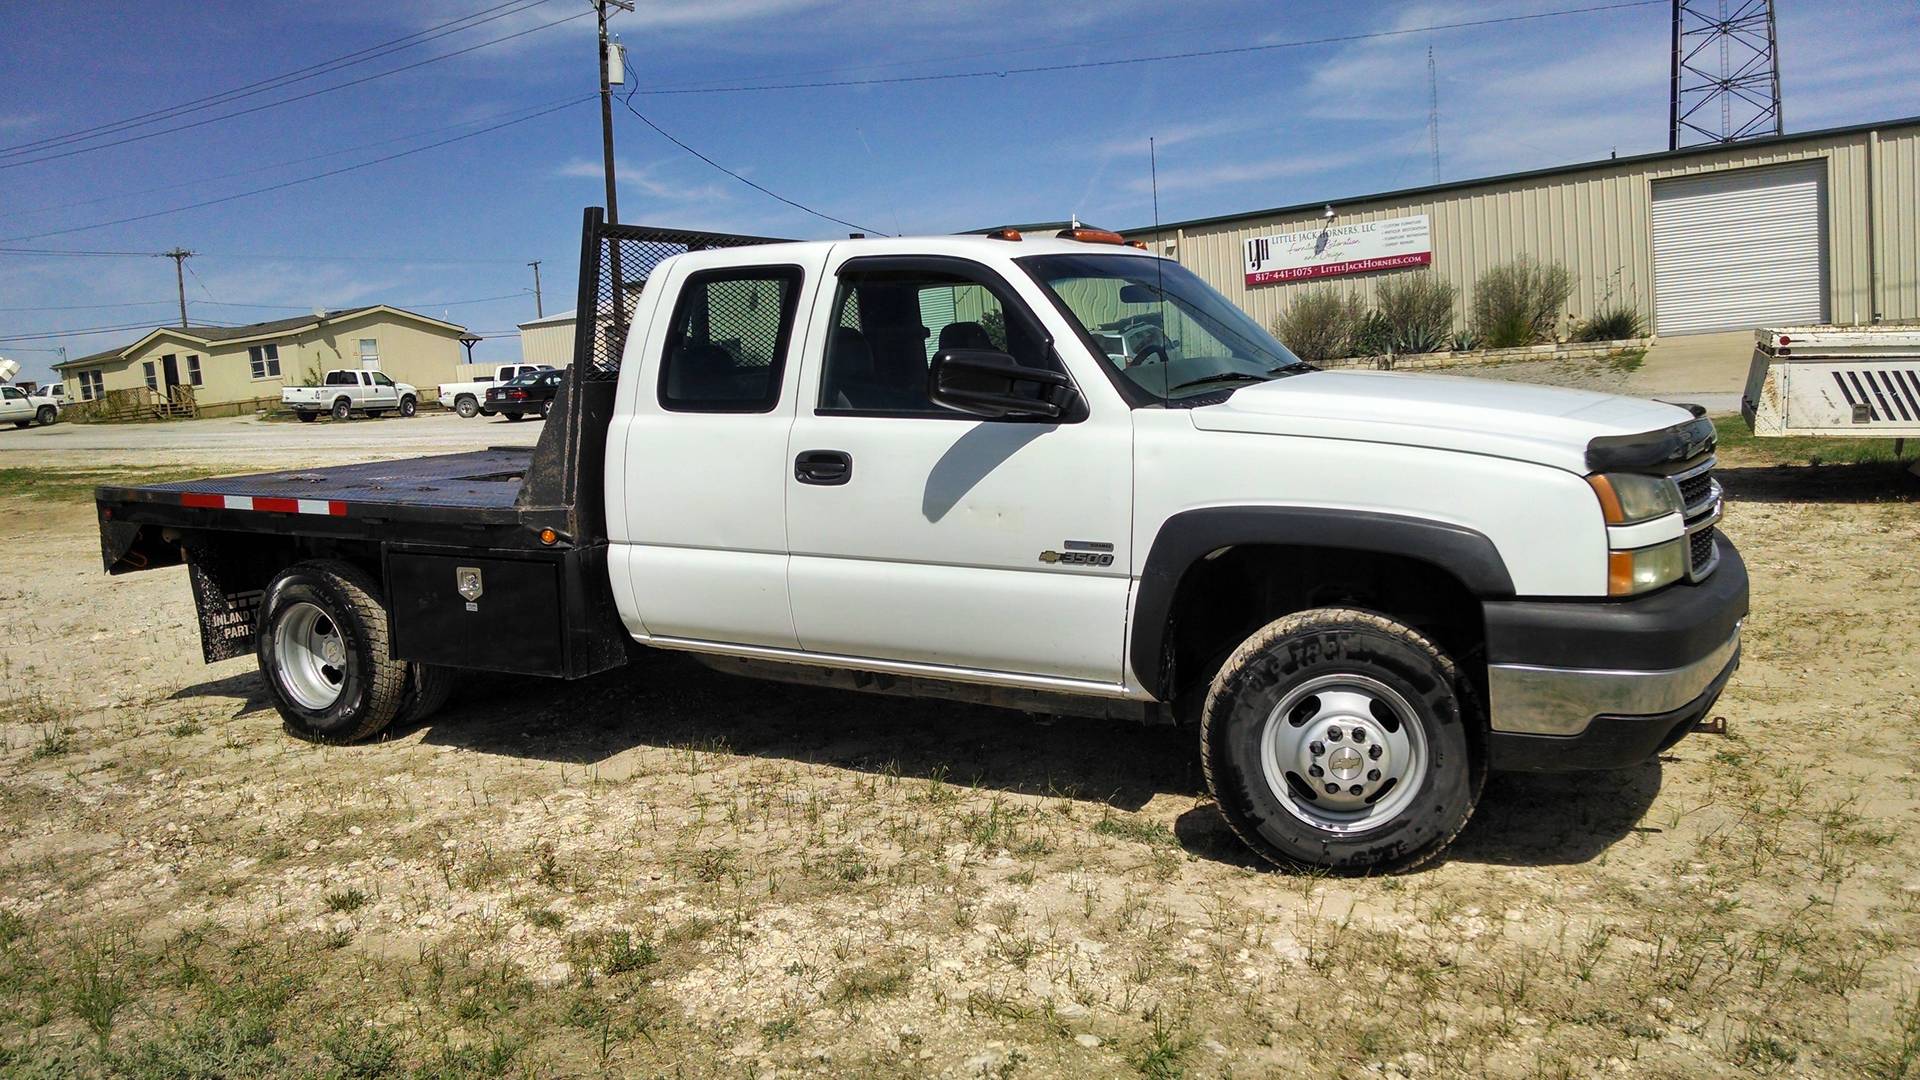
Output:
1243,214,1432,285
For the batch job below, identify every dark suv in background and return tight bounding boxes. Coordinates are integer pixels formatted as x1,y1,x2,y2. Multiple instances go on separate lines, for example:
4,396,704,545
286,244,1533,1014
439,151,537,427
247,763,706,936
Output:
484,369,565,421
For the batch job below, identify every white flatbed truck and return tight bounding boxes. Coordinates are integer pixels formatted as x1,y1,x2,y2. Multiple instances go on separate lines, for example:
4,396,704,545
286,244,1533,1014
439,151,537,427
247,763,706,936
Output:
93,211,1747,873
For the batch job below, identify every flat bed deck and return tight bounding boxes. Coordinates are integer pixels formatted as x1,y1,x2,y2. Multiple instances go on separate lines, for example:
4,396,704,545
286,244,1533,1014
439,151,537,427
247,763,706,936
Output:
99,448,539,524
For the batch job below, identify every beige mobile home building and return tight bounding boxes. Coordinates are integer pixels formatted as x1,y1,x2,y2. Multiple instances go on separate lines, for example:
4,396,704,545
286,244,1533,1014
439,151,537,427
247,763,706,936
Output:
54,305,469,418
1125,115,1919,339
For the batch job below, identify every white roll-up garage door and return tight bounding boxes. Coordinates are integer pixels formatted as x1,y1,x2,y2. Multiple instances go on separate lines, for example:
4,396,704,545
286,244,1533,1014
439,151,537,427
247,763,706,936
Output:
1651,161,1827,335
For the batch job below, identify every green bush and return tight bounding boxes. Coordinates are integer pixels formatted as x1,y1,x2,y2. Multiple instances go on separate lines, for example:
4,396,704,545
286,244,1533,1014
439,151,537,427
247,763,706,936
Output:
1353,311,1394,357
1472,257,1575,347
1573,303,1646,342
1272,287,1366,362
1375,273,1456,354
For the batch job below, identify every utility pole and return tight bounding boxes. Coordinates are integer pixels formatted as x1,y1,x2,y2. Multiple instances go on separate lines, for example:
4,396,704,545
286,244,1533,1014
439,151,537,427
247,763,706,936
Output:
596,0,633,224
528,260,544,318
163,247,194,327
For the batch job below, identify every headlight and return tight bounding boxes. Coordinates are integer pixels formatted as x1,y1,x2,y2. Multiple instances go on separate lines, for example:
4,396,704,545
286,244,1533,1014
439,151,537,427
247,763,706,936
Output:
1587,472,1683,525
1607,538,1687,596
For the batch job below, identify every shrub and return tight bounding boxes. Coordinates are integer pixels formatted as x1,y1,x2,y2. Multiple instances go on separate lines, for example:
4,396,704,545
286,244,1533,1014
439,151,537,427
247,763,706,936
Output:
1353,311,1394,357
1573,302,1646,342
1375,273,1456,354
1472,257,1575,347
1272,288,1366,361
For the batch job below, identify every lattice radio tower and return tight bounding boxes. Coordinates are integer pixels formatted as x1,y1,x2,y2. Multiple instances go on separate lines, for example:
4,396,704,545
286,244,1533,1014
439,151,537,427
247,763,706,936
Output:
1668,0,1784,150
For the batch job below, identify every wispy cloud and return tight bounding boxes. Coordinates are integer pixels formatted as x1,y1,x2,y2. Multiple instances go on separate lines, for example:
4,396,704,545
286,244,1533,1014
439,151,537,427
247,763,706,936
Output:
0,114,38,131
552,157,733,203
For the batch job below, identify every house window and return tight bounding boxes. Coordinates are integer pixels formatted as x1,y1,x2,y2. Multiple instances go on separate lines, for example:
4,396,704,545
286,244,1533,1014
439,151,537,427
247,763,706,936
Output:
143,361,158,390
186,355,202,385
358,338,379,369
78,370,104,400
249,343,281,379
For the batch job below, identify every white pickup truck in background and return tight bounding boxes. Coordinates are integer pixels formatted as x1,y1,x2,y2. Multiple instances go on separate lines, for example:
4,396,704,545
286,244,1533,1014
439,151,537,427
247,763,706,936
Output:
280,369,419,422
439,363,554,418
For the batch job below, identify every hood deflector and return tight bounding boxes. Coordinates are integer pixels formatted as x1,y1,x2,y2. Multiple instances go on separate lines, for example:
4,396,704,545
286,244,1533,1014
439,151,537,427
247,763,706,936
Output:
1585,408,1714,472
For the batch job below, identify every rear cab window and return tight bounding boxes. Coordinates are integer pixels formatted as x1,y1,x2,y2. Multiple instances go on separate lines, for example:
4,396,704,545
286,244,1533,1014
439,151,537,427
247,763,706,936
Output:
657,265,803,413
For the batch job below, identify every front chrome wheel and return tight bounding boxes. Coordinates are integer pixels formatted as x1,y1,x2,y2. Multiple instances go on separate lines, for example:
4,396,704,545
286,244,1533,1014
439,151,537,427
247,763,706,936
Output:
273,601,347,710
1259,673,1428,835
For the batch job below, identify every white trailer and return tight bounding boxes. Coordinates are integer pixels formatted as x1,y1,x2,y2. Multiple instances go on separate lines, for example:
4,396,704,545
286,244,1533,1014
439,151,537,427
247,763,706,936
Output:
1742,326,1920,459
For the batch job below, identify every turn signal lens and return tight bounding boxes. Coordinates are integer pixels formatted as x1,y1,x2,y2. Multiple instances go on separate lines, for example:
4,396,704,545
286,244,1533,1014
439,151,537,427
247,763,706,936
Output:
538,528,558,546
1607,538,1687,596
1587,472,1682,525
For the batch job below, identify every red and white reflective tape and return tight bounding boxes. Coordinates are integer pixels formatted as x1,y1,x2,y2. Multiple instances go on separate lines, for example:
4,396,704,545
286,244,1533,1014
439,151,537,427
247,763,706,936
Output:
178,492,346,516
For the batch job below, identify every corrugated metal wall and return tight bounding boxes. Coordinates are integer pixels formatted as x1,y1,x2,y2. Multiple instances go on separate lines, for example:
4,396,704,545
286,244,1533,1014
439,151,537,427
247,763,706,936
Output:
1144,121,1919,336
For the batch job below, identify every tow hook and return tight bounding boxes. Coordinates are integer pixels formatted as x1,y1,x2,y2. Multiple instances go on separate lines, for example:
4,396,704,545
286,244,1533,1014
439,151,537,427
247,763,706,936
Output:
1693,716,1728,736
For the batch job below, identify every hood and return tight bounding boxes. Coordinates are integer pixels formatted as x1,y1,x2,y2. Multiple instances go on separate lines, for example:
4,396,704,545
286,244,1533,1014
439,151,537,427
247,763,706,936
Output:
1190,370,1698,473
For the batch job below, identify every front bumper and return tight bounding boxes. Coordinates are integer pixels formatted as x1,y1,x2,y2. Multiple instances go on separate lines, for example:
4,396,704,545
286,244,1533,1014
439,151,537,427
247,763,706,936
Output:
1482,534,1748,771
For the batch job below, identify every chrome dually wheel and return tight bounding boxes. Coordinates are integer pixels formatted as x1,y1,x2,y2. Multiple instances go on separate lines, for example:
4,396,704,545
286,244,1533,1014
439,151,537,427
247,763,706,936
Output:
1260,673,1428,834
273,601,348,710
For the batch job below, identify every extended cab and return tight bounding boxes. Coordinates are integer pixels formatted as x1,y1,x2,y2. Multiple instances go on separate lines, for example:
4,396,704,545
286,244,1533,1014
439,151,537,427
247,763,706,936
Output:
281,369,419,422
95,213,1746,872
439,364,554,418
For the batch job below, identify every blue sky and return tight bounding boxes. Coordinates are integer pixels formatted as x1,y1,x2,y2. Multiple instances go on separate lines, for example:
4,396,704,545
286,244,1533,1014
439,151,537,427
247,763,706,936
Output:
2,0,1916,384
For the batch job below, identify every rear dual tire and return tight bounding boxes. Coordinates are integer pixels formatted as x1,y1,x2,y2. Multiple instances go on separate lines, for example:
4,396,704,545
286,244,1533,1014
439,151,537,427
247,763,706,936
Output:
1201,608,1482,874
331,398,352,421
257,560,454,744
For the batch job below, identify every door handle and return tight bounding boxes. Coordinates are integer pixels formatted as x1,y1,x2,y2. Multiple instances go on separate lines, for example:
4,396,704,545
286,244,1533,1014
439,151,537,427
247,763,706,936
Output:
795,449,852,486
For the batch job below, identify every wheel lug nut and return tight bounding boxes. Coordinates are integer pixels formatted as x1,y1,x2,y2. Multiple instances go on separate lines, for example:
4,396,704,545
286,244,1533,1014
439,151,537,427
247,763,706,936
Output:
1351,728,1366,743
1348,784,1363,796
1309,741,1325,756
1368,745,1382,760
1308,764,1323,778
1367,769,1381,781
1324,783,1339,795
1326,729,1342,742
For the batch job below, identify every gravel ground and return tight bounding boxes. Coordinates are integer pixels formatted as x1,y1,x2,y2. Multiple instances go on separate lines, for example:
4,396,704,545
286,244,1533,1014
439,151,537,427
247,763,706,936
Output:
2,387,1918,1077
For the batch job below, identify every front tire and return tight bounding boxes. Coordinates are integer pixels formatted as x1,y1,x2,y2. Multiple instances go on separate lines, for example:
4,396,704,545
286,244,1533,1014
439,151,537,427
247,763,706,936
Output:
257,560,407,744
399,395,417,417
35,406,57,426
1201,607,1482,873
455,395,479,419
296,411,318,423
331,398,352,421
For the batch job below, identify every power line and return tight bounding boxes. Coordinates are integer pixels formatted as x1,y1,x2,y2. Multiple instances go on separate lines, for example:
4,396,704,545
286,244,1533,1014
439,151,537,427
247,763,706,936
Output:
0,6,595,170
0,92,589,221
628,0,1662,96
0,96,594,242
0,246,165,257
618,59,882,236
0,300,172,312
0,0,556,159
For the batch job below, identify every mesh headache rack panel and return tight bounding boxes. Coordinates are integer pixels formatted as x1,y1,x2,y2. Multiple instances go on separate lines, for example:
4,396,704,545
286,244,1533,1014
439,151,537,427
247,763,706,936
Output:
576,214,792,381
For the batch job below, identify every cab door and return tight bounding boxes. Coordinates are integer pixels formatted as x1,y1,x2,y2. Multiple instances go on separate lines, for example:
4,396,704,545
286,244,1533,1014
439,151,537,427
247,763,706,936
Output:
607,249,822,649
783,254,1134,687
367,371,400,410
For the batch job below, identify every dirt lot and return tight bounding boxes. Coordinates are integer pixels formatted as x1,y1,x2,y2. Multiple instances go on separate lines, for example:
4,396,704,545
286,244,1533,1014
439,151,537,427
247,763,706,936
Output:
2,405,1918,1078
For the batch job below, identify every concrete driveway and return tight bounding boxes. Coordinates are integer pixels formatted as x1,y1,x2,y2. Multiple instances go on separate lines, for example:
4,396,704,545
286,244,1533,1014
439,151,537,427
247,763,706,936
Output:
0,409,542,468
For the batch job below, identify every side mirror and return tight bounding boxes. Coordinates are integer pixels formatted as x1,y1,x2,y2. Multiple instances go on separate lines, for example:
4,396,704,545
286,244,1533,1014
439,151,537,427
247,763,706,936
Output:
928,349,1077,420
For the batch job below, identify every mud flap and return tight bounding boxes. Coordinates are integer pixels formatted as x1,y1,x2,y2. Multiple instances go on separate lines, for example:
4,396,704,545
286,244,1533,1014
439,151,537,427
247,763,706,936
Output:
185,549,263,664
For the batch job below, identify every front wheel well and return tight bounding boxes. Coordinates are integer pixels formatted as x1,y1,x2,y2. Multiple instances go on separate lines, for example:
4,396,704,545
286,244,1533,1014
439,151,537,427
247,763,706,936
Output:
1157,544,1487,712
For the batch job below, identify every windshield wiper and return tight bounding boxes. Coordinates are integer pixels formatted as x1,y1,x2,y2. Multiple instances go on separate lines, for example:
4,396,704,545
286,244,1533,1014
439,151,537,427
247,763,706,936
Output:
1167,371,1269,393
1268,361,1316,375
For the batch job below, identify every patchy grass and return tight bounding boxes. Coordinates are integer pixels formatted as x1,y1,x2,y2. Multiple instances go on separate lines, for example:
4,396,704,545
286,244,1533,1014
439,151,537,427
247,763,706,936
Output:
0,465,212,504
1714,413,1918,466
1605,346,1647,373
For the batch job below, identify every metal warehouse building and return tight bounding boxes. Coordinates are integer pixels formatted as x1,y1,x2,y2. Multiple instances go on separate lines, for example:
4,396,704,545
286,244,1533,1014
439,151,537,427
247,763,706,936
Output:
1128,115,1920,338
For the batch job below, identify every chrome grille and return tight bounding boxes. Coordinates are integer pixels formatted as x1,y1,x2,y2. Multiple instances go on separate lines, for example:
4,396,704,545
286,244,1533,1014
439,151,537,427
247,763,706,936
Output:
1673,454,1721,581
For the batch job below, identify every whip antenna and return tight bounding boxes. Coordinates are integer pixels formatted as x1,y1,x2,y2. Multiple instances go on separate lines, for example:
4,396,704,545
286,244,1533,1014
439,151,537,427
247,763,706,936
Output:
1151,136,1168,409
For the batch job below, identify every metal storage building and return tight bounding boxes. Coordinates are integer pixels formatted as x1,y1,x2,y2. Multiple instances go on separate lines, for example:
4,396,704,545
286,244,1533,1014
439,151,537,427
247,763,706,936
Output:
1126,115,1919,338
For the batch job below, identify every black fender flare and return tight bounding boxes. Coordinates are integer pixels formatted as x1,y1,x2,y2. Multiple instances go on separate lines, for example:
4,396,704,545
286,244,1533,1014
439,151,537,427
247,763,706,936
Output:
1130,506,1516,700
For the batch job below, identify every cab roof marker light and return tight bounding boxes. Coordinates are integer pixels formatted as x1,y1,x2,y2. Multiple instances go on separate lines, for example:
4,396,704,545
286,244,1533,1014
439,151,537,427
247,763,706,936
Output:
985,228,1023,241
1056,227,1128,245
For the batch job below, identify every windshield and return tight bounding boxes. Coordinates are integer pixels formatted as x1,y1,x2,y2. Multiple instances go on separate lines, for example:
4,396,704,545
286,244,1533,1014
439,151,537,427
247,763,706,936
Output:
1019,253,1308,402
